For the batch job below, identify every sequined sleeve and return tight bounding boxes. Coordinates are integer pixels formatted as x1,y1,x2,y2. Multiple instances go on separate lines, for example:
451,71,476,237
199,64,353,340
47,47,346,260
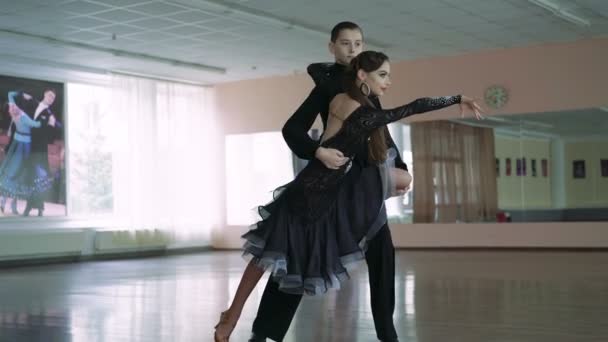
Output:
356,96,462,130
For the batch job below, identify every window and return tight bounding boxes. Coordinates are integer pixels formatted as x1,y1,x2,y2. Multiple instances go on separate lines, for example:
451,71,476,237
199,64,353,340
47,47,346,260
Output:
66,83,113,217
225,132,294,225
386,123,413,223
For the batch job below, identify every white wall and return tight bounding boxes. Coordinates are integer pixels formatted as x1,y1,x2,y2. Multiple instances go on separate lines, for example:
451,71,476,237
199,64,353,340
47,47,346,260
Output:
0,226,177,263
0,63,212,263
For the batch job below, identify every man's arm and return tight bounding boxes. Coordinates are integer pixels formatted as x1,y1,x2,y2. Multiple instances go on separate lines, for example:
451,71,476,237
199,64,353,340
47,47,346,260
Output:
281,86,327,160
306,63,333,86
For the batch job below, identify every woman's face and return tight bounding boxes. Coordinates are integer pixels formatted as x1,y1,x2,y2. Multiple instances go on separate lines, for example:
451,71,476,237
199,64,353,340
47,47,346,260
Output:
7,103,18,117
359,61,391,97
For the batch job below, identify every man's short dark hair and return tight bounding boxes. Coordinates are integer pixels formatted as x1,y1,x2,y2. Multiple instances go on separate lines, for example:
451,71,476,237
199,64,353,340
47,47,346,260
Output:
330,21,363,42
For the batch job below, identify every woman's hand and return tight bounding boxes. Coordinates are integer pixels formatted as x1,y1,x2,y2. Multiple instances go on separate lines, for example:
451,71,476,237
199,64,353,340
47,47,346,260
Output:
315,146,348,170
459,96,484,120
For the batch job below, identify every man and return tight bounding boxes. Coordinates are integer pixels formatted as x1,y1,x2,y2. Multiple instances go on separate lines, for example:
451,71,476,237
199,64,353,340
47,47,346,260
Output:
249,21,407,342
8,89,57,216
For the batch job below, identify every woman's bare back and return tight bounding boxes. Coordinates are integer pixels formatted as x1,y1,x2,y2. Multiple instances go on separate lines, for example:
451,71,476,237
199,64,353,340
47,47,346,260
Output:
320,93,361,144
321,93,413,194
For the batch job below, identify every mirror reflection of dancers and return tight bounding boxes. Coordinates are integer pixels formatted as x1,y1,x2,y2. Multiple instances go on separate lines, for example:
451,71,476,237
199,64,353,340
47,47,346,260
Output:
213,51,484,341
7,90,58,217
0,102,55,215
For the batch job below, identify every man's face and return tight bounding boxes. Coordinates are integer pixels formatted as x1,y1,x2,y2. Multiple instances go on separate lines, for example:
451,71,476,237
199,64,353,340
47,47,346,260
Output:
43,91,56,106
329,29,364,66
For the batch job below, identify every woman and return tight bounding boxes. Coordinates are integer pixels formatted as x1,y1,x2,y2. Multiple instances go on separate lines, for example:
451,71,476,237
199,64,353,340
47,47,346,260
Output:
0,102,53,210
214,51,483,341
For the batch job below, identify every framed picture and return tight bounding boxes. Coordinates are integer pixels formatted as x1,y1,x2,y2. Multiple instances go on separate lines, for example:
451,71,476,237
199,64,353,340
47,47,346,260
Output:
541,159,548,177
506,158,511,176
601,159,608,178
496,158,500,177
516,158,522,176
573,160,586,179
0,74,66,219
531,159,537,177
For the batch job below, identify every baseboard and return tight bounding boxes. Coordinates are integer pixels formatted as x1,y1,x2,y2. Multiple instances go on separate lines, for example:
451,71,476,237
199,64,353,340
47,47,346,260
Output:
87,246,214,261
0,253,82,268
165,246,213,255
0,246,213,269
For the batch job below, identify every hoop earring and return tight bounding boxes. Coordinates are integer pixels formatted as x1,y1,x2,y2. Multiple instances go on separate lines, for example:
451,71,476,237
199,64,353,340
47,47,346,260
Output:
360,82,371,96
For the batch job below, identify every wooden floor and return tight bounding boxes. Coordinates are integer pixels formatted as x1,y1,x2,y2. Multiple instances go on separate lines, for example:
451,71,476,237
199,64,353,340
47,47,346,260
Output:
1,250,608,341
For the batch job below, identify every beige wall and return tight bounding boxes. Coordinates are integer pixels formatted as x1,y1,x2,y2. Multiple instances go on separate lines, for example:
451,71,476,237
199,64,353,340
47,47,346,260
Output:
495,135,552,209
495,136,608,210
216,38,608,134
213,38,608,248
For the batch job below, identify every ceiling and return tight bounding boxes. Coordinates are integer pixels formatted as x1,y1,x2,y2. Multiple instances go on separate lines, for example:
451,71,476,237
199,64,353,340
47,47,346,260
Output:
1,0,607,84
454,108,608,138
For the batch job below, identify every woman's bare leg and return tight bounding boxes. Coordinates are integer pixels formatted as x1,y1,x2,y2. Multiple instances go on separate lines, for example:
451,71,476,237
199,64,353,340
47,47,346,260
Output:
214,260,265,341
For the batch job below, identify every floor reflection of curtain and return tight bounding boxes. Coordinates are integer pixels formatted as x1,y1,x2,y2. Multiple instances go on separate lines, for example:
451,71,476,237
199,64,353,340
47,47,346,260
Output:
411,121,497,223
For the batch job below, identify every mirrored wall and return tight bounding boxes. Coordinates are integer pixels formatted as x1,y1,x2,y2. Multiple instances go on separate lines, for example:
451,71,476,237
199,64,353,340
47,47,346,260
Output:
435,107,608,223
224,108,608,225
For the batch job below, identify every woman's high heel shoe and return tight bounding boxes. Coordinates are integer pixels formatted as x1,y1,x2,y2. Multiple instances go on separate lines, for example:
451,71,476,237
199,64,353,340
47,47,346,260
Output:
214,310,237,342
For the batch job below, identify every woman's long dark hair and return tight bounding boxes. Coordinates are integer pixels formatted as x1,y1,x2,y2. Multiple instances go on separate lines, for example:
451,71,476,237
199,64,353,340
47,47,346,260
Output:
344,51,390,163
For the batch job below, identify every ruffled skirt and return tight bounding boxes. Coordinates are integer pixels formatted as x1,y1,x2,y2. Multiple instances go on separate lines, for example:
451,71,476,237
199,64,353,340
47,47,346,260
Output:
242,155,397,295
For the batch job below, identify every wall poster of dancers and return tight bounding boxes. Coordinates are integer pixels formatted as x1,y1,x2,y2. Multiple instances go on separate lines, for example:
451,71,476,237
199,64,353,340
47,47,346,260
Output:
0,74,66,218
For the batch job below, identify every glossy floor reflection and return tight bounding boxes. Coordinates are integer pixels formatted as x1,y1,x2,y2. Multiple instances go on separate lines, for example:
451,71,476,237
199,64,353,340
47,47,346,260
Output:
1,250,608,341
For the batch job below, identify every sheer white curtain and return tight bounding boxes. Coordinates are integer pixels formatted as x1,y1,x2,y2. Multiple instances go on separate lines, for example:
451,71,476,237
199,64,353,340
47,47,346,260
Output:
225,132,294,225
110,75,222,241
67,83,114,216
385,123,414,223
